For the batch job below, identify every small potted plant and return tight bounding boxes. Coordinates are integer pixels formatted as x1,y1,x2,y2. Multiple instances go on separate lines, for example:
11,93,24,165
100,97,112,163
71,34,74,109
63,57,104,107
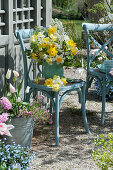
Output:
0,69,51,148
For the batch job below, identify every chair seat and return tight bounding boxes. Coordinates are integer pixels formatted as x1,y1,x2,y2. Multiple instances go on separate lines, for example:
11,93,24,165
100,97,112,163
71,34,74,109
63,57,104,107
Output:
89,68,106,78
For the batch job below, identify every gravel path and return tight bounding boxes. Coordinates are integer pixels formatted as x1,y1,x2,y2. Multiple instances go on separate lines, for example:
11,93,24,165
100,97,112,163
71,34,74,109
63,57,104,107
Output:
30,67,113,170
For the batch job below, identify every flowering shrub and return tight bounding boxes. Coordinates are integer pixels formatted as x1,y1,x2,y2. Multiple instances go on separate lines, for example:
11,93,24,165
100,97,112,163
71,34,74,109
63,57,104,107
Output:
44,75,67,92
0,138,35,169
26,18,77,67
17,95,51,124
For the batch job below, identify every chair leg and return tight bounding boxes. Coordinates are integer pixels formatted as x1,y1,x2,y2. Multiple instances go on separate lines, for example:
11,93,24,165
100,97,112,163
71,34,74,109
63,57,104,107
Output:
50,101,53,116
85,76,93,100
101,78,106,125
81,85,90,134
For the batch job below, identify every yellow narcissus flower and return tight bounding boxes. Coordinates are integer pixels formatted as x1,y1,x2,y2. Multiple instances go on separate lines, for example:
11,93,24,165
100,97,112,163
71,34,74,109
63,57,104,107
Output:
46,57,52,64
50,34,57,42
61,78,67,85
71,48,77,55
37,32,45,39
68,39,76,48
47,45,58,57
44,78,53,87
52,84,60,92
30,34,38,42
42,37,50,42
48,26,56,35
39,52,45,59
34,77,40,84
56,56,64,64
53,75,59,80
41,42,50,49
31,53,38,62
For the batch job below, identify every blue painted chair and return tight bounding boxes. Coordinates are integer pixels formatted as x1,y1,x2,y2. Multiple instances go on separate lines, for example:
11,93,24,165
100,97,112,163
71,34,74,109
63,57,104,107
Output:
15,29,90,146
82,23,113,125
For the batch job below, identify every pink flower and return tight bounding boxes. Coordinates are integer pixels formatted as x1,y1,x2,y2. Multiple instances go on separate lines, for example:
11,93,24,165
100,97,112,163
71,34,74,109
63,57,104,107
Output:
9,83,15,93
0,123,14,136
0,113,9,123
49,115,53,124
0,97,12,110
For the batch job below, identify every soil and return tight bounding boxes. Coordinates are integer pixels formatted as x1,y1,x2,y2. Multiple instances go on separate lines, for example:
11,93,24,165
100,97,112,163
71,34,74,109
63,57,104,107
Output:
30,67,113,170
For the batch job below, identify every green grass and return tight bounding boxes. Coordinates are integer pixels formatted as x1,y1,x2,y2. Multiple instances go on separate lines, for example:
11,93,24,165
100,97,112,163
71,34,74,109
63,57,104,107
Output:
60,19,85,39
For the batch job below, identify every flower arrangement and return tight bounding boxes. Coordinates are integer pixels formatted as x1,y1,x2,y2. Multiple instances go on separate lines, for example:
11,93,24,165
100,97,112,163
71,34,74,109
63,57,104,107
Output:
0,138,35,169
44,75,67,92
26,18,77,67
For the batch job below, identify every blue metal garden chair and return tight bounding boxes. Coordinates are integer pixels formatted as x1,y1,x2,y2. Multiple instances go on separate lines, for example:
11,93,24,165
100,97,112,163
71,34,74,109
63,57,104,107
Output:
82,23,113,125
15,29,90,145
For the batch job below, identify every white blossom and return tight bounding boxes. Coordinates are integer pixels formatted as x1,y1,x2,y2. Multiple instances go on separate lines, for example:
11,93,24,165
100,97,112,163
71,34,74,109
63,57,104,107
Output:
6,69,11,79
25,86,30,93
13,70,19,78
16,97,21,102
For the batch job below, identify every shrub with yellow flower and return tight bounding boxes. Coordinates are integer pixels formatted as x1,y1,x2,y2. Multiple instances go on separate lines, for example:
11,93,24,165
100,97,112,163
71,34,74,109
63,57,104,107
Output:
26,18,78,67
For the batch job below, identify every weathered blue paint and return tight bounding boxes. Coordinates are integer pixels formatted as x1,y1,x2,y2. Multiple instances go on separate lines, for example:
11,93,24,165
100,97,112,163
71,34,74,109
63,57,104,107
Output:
82,23,113,125
15,29,90,146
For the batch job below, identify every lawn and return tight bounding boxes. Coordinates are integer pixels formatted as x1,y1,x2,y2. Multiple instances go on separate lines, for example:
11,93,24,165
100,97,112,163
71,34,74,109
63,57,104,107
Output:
60,19,85,40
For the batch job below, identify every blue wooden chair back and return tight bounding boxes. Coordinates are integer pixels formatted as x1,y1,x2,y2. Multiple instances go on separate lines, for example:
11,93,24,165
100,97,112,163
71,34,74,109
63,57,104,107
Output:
82,23,113,74
15,29,34,90
82,23,113,125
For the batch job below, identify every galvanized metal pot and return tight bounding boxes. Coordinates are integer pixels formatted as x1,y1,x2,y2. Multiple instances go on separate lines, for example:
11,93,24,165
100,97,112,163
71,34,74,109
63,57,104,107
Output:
6,117,34,148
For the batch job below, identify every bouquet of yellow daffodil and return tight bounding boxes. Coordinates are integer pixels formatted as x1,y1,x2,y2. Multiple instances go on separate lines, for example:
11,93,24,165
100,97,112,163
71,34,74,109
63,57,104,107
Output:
26,18,77,67
44,75,67,92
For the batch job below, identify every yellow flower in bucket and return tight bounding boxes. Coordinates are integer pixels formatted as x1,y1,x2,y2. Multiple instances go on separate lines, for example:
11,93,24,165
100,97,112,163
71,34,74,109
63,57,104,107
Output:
48,26,56,35
30,34,38,42
56,55,64,64
68,39,76,48
47,45,58,57
31,53,38,62
27,19,78,68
